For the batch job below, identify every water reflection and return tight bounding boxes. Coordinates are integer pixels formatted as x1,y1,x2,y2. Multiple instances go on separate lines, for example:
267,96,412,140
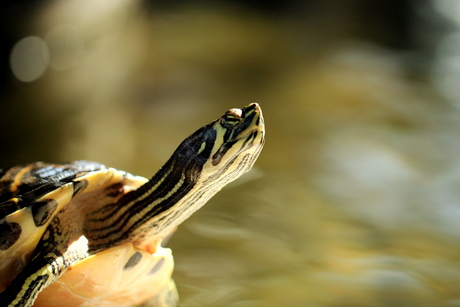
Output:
1,1,460,306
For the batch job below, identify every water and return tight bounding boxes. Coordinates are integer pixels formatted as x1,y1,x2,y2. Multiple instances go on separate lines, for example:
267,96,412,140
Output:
1,1,459,306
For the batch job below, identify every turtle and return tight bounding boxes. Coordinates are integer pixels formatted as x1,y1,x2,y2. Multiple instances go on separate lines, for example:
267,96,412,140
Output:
0,103,265,307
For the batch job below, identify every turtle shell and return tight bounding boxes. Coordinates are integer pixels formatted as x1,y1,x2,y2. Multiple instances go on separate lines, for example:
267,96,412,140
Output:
0,161,177,306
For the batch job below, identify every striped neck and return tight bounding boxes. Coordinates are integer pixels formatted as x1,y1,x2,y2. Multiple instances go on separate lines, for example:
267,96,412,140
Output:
86,103,264,252
85,137,212,251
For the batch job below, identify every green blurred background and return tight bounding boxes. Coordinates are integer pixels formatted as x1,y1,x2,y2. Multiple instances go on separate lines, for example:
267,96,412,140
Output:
1,1,460,306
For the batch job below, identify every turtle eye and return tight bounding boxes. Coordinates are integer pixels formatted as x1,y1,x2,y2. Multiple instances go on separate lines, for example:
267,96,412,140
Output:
221,109,242,129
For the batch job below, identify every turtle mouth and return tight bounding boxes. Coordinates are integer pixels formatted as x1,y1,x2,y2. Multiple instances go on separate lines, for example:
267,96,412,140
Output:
228,103,264,143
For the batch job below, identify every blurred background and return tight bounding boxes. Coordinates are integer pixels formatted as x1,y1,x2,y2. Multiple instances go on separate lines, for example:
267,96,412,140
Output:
1,0,460,306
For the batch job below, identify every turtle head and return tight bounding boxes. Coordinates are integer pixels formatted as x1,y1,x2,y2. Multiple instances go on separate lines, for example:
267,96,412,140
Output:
144,103,264,236
96,104,264,248
140,102,264,237
174,102,265,184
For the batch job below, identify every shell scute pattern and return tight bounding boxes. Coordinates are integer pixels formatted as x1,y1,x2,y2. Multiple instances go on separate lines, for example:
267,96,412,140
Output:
0,161,106,218
0,161,162,305
0,161,114,293
0,221,21,250
31,199,58,227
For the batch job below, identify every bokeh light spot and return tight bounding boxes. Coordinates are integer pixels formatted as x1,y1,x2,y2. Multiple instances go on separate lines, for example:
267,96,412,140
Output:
10,36,50,82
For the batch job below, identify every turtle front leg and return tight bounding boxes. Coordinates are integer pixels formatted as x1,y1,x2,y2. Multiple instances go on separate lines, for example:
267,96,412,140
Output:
0,235,89,307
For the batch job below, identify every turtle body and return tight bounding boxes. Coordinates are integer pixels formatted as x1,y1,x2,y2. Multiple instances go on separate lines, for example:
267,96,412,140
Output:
0,103,265,307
